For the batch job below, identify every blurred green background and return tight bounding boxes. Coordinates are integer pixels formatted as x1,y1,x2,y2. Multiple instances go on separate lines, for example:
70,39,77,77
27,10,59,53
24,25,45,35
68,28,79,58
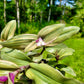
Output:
0,0,84,82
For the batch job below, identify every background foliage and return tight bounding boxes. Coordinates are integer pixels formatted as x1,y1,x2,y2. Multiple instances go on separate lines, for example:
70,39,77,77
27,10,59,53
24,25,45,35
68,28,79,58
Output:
0,0,84,36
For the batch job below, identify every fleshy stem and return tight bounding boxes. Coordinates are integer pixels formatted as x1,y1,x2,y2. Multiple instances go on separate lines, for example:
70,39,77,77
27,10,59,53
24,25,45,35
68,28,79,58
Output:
40,46,45,54
14,65,30,75
55,50,60,62
19,65,30,72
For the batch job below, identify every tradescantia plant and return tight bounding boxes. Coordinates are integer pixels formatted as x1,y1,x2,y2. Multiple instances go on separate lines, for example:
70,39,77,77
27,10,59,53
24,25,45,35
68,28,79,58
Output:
0,20,83,84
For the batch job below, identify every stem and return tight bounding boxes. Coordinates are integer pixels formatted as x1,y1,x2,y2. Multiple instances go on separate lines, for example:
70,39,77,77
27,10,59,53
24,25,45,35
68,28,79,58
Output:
14,65,30,74
29,46,46,57
40,46,45,54
55,50,59,63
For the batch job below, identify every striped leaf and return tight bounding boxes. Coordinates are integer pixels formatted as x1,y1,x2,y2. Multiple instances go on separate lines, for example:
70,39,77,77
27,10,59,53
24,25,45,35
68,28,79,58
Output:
1,20,16,40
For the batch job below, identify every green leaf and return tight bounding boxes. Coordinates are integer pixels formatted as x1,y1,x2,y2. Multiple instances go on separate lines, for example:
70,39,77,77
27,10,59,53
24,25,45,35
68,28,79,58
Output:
52,26,80,43
17,73,32,84
46,43,68,53
0,60,19,69
24,41,37,52
38,24,80,46
29,63,82,84
61,67,76,76
0,70,12,76
58,48,75,59
1,47,31,61
1,20,16,40
0,34,37,49
0,48,30,66
42,50,49,59
27,48,43,57
33,55,43,62
26,68,60,84
46,47,74,60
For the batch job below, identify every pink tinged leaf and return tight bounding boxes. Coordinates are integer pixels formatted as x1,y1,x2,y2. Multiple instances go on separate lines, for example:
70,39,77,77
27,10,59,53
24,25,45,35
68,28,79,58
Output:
36,39,39,43
9,73,15,84
0,76,8,82
20,66,26,71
